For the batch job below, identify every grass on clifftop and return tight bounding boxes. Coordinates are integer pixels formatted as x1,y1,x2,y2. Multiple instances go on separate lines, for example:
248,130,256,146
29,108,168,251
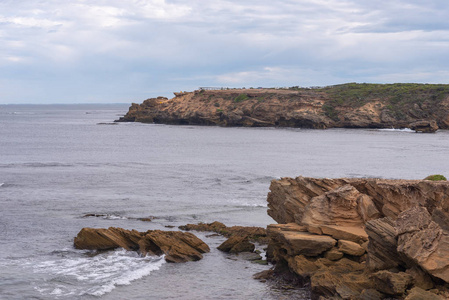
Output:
289,83,449,121
424,174,447,181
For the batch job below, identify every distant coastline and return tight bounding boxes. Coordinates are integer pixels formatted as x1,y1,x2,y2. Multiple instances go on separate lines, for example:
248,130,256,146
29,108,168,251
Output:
116,83,449,131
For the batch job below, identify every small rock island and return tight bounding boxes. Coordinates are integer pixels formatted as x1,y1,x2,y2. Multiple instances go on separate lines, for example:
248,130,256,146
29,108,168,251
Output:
116,83,449,132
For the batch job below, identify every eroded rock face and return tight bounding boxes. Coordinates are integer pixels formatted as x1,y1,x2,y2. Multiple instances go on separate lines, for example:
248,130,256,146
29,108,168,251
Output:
409,120,439,133
395,207,449,282
265,176,449,299
116,86,449,130
74,227,210,263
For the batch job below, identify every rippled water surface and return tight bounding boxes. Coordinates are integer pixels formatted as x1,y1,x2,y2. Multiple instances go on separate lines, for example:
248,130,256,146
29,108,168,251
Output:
1,104,448,299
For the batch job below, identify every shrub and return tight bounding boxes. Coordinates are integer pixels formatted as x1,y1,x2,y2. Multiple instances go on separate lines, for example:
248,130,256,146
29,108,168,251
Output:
234,94,249,103
214,102,220,107
424,174,447,181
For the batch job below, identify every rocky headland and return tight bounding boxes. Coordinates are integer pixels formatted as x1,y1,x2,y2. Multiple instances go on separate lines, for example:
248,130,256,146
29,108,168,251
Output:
116,83,449,131
265,176,449,299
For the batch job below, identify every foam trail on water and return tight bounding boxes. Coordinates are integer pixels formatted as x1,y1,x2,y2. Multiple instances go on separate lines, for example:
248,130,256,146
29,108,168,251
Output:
32,249,165,298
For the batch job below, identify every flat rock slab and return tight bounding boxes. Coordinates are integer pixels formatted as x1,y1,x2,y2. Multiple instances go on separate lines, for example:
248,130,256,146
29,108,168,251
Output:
268,226,336,256
320,225,368,244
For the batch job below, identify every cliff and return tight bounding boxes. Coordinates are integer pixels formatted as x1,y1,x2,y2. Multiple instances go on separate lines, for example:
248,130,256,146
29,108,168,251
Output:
116,83,449,130
266,176,449,299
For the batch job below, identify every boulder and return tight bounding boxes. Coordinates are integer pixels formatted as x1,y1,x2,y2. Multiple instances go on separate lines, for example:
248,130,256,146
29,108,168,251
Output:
409,120,438,133
324,248,344,261
395,207,449,282
405,287,445,300
370,270,413,295
319,225,368,244
74,227,210,263
268,225,336,257
338,240,365,256
217,236,255,253
179,221,268,243
310,258,372,299
359,289,384,300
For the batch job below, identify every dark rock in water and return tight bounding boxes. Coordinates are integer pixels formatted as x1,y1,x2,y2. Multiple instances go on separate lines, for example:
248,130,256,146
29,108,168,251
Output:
179,221,268,244
253,269,274,281
74,227,210,263
409,120,438,133
217,236,255,253
237,252,262,261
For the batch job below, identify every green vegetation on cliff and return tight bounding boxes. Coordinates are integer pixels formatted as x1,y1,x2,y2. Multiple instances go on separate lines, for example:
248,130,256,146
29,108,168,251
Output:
117,83,449,130
424,174,447,181
304,83,449,121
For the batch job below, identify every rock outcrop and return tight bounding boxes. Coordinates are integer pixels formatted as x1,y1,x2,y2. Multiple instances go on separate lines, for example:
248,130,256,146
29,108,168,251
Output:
266,176,449,299
179,221,268,244
74,227,210,263
115,84,449,130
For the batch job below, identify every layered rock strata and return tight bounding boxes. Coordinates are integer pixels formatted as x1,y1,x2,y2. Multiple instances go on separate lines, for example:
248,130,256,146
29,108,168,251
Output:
266,176,449,299
115,84,449,130
74,227,210,263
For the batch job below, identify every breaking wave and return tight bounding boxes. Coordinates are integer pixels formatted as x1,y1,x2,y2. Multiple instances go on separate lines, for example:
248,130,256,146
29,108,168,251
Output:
32,248,165,298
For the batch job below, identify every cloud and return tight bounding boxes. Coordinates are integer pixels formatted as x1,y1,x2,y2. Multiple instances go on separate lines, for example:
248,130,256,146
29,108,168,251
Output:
1,0,449,103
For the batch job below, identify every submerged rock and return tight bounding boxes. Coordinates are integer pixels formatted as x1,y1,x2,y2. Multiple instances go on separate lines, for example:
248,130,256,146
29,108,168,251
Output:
74,227,210,263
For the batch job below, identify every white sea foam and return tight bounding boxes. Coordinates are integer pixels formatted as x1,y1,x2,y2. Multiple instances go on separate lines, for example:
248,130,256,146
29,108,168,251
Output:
0,182,4,187
378,128,414,132
33,249,165,298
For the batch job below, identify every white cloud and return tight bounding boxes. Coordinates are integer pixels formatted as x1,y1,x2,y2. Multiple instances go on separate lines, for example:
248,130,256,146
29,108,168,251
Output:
1,0,449,103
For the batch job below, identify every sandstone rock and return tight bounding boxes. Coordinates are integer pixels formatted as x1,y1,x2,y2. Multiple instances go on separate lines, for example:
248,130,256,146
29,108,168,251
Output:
324,248,344,261
338,240,365,256
310,258,371,299
117,87,449,130
409,120,438,133
395,207,449,283
405,287,445,300
320,225,368,244
370,270,413,295
267,177,349,224
217,236,255,253
268,226,336,257
406,266,435,290
359,289,384,300
180,221,268,243
302,185,370,228
74,227,210,263
288,255,324,277
365,217,401,270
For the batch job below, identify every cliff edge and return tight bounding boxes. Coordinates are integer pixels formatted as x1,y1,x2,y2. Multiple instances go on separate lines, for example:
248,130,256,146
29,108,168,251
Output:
116,83,449,130
266,176,449,299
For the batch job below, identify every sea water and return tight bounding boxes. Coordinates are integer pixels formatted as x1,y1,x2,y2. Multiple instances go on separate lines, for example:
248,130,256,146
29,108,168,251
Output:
0,104,448,299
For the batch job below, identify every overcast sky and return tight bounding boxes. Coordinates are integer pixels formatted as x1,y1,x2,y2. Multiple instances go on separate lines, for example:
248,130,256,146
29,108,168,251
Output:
1,0,449,104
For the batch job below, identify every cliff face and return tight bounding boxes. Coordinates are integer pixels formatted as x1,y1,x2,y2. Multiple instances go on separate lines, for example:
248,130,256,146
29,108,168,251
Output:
266,176,449,299
116,83,449,130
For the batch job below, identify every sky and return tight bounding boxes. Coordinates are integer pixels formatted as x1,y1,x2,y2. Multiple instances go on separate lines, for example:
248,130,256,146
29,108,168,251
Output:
1,0,449,104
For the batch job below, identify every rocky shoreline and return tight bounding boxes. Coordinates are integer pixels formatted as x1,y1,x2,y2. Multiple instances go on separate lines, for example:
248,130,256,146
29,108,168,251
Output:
116,83,449,131
265,176,449,299
74,176,449,299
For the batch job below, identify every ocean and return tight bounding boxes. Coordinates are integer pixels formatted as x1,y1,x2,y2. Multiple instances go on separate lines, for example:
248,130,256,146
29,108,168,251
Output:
0,104,448,299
